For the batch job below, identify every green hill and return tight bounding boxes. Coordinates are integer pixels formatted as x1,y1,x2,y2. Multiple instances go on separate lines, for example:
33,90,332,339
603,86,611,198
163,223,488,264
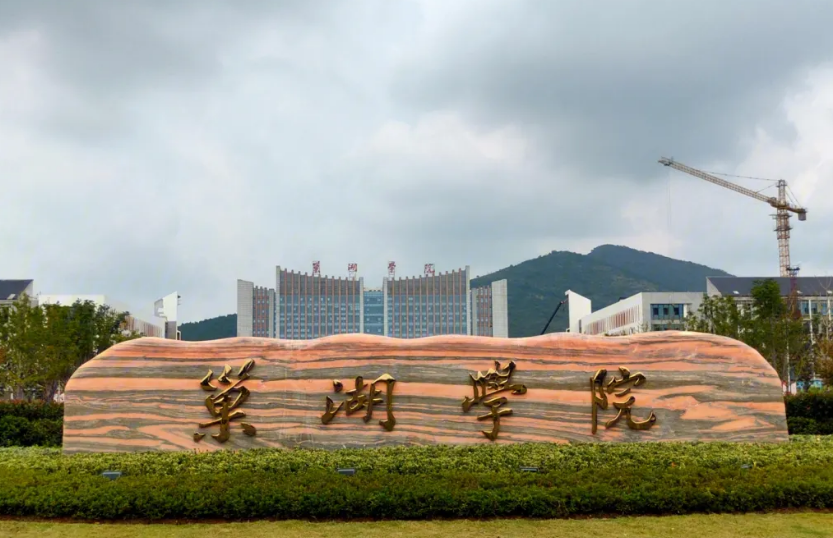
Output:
180,245,732,340
586,244,733,292
180,314,236,341
471,245,732,336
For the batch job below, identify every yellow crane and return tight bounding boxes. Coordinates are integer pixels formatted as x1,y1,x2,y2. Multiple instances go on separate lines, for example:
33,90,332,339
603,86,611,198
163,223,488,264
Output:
659,157,807,277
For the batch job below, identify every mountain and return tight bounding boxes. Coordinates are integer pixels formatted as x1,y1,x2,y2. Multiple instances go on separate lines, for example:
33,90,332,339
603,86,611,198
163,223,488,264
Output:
470,245,732,336
179,314,236,341
180,245,732,340
586,244,733,292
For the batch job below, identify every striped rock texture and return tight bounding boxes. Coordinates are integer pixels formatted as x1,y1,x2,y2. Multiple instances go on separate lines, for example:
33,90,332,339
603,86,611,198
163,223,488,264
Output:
63,332,788,454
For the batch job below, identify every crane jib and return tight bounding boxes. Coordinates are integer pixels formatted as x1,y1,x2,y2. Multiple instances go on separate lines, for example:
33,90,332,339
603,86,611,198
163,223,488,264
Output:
658,156,807,277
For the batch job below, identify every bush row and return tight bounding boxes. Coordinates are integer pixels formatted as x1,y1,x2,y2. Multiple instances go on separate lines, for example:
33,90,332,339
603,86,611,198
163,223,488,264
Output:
2,436,831,478
0,417,62,448
785,391,833,434
0,400,63,421
0,459,831,519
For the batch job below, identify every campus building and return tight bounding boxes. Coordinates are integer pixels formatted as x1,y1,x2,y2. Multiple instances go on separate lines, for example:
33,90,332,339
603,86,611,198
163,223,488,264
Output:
706,276,833,321
237,265,509,339
1,280,180,339
567,290,704,336
38,294,169,338
0,280,35,308
568,275,833,337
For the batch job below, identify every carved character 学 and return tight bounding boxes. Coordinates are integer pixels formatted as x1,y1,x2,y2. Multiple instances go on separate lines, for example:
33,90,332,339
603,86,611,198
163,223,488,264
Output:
462,360,527,440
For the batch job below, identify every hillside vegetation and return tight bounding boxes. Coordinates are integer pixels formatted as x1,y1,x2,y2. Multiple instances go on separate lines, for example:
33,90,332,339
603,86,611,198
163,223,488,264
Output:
181,245,732,340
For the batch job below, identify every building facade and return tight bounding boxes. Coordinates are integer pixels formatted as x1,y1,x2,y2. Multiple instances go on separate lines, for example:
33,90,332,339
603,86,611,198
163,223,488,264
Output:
2,281,177,339
237,265,509,339
38,294,167,338
471,279,509,337
568,291,704,336
706,276,833,322
383,268,470,338
0,280,35,308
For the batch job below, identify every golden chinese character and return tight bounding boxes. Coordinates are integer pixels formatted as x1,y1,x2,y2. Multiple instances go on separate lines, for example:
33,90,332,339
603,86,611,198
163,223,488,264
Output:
194,359,257,443
462,360,527,440
590,367,656,434
321,374,396,431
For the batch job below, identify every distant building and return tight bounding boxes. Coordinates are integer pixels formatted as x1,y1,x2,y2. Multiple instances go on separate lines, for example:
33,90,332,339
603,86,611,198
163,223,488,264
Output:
706,276,833,321
567,291,704,336
1,281,176,338
38,294,166,338
0,280,35,308
237,265,509,339
568,275,833,336
471,279,509,338
707,276,832,391
153,292,182,340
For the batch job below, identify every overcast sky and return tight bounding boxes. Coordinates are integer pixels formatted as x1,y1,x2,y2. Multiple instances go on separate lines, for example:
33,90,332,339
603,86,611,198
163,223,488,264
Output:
2,0,832,323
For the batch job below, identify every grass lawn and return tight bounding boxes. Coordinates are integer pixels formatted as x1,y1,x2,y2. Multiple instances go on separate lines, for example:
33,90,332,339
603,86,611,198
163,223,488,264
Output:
2,512,833,538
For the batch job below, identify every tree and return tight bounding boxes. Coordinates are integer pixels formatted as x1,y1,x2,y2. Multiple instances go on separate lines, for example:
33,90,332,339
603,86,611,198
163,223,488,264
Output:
810,316,833,388
685,280,812,389
685,293,749,341
0,294,140,401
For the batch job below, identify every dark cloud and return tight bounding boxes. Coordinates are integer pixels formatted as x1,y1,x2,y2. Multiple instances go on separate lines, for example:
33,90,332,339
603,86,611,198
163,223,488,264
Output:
1,0,831,322
392,0,833,180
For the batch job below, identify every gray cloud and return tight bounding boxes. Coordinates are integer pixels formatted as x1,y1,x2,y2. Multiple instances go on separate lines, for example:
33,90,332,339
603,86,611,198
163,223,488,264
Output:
1,0,831,323
392,0,833,179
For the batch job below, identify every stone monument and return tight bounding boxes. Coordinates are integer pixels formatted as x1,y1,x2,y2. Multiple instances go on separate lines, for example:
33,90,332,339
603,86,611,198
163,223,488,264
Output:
62,332,788,453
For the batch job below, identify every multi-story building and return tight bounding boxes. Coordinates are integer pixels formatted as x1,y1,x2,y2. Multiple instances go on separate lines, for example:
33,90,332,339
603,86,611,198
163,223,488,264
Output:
471,280,509,337
0,280,35,308
1,280,178,339
567,290,704,336
383,268,470,338
706,276,833,322
237,265,509,339
38,294,167,338
568,276,833,337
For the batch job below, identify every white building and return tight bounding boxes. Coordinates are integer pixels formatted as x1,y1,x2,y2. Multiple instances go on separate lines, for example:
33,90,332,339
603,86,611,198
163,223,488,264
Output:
38,294,166,338
154,291,181,340
568,291,704,336
0,280,35,308
706,276,833,321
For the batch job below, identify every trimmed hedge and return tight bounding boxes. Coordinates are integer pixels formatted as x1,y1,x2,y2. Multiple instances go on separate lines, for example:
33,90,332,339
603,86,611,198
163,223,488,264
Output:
0,401,63,447
3,437,833,476
786,392,833,435
0,438,831,520
0,400,63,420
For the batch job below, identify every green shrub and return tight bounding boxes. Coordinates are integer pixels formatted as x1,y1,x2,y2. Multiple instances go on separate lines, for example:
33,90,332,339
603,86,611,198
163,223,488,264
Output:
785,392,833,435
1,437,831,519
0,460,831,520
1,437,832,478
0,401,63,421
0,416,62,447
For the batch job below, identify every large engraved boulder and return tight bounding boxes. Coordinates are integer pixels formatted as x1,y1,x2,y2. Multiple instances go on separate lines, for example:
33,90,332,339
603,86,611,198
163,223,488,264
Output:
62,332,788,453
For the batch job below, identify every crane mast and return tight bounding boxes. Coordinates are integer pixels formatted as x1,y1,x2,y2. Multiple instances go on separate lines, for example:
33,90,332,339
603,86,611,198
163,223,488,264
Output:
659,157,807,278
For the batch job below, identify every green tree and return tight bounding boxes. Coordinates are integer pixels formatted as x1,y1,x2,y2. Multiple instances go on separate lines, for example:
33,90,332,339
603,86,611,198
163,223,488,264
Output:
685,279,812,389
685,293,749,340
808,316,833,388
0,294,140,401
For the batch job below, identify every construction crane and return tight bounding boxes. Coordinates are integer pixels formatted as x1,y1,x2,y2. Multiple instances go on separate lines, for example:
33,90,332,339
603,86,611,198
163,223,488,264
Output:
540,295,568,335
659,157,808,277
